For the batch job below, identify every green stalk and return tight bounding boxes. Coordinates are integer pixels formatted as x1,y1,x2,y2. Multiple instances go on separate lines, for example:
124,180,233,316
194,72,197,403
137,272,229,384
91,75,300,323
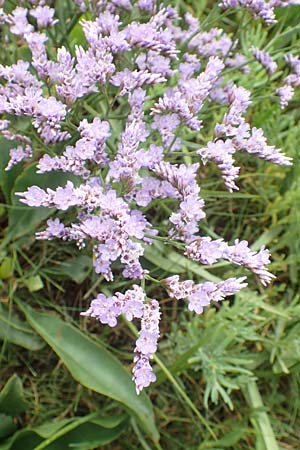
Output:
33,413,99,450
131,418,163,450
243,380,279,450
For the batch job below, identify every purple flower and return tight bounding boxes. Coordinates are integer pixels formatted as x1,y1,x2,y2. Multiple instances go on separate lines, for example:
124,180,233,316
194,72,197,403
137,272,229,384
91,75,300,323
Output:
219,0,277,25
5,145,32,171
111,68,166,95
81,286,146,327
133,299,160,393
30,6,58,29
8,7,34,36
188,283,216,314
153,162,205,241
152,57,224,130
81,294,120,327
198,140,240,191
0,120,10,130
125,11,178,58
108,119,146,186
81,286,159,393
119,285,145,320
132,356,156,394
276,84,294,109
179,54,201,80
186,237,226,265
75,45,115,89
136,51,175,78
138,0,156,13
226,53,250,74
53,182,79,210
7,0,293,396
251,47,277,74
186,237,275,286
188,28,233,58
36,218,66,240
241,127,292,165
16,186,48,207
136,330,159,354
165,275,248,314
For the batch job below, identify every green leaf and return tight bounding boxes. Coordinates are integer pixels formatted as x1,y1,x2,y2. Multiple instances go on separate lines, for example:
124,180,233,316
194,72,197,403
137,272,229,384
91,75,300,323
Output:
144,241,220,282
24,275,44,292
0,413,127,450
166,250,221,282
0,375,28,416
47,256,92,284
69,21,86,47
0,139,23,203
0,414,16,440
17,301,159,443
272,336,300,374
214,427,247,447
199,426,247,448
0,304,44,351
7,165,78,242
243,380,279,450
0,257,14,279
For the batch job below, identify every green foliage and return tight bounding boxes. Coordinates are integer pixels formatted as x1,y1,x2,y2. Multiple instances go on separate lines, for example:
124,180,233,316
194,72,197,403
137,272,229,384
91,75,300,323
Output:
1,1,300,449
45,256,93,284
0,303,44,351
0,375,28,416
0,376,27,443
0,413,127,450
17,300,159,443
0,258,14,280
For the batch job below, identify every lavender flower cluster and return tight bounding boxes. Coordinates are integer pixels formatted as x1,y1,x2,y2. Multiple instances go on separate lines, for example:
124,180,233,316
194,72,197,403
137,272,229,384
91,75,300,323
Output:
220,0,300,25
1,0,294,393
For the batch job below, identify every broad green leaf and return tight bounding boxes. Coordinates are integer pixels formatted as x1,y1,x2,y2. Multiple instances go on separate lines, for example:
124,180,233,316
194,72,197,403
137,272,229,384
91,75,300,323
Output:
0,413,127,450
0,415,16,440
0,375,27,416
0,304,44,351
45,256,92,284
7,165,78,242
17,301,159,443
0,257,14,279
69,22,86,47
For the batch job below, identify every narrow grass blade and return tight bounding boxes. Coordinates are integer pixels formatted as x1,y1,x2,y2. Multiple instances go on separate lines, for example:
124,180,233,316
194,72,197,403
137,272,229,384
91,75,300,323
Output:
243,380,279,450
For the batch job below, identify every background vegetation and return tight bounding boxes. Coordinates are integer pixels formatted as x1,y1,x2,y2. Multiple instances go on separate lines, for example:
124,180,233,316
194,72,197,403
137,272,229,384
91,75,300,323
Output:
1,1,300,449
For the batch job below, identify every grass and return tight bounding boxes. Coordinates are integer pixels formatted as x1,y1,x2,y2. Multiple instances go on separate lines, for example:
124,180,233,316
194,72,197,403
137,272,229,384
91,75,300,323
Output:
1,1,300,449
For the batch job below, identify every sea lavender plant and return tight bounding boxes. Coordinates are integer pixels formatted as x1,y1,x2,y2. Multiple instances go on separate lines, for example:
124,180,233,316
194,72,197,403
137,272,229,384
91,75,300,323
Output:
276,55,300,108
1,0,294,394
251,46,277,75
